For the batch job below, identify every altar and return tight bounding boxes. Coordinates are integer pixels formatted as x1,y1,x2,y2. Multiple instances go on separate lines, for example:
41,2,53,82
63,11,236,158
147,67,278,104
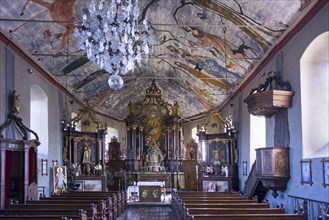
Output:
137,173,170,188
126,181,165,202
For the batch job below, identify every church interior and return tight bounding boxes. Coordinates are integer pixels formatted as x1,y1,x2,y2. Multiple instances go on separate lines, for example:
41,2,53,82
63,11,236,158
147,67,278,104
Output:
0,0,328,219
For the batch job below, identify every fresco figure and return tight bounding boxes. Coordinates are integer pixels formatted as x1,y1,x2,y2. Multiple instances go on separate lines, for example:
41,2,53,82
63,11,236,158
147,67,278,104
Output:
17,0,77,51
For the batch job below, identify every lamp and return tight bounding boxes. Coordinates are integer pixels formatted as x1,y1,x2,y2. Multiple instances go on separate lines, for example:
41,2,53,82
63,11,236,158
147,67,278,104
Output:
74,0,152,90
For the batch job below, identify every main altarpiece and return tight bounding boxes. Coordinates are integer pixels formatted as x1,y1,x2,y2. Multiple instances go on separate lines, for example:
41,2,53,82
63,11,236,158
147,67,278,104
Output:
63,80,239,196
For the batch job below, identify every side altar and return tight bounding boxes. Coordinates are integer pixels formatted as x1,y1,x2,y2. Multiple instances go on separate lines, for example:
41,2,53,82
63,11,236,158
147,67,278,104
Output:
196,111,239,192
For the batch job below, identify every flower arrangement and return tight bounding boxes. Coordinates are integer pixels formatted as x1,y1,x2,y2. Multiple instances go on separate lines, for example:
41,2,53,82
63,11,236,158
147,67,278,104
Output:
94,163,103,176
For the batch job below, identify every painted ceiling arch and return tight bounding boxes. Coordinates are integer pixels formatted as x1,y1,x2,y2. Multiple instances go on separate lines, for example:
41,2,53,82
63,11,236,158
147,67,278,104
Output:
0,0,313,120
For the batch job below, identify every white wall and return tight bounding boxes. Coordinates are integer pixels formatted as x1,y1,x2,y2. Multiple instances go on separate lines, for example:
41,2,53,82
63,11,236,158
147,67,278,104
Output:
235,3,329,207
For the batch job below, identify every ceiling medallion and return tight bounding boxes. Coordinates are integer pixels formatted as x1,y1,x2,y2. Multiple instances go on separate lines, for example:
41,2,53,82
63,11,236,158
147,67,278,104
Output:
74,0,153,90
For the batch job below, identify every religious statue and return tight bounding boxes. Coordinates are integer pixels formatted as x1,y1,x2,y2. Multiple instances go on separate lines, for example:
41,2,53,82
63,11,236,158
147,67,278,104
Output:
213,147,221,165
12,90,20,115
172,101,180,116
84,163,93,176
190,148,195,160
83,144,91,163
145,130,164,172
128,101,135,116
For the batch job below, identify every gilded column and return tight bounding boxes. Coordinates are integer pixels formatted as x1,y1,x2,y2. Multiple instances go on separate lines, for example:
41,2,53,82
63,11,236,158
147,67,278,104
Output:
131,125,137,159
126,126,131,158
139,126,144,160
172,125,177,159
0,146,6,209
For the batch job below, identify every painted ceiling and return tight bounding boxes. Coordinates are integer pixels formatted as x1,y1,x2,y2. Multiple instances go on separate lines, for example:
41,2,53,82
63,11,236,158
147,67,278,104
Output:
0,0,313,120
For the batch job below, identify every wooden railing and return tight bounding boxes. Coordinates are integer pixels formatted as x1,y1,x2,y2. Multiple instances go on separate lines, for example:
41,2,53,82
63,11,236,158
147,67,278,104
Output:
245,161,261,199
288,195,329,220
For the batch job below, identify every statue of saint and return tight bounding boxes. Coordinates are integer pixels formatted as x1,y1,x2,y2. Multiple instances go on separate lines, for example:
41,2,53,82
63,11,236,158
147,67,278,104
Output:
13,90,20,115
190,148,195,160
213,147,221,165
83,144,91,163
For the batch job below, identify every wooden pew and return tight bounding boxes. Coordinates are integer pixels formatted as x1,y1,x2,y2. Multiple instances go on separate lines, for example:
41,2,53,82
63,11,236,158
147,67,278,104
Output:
177,191,240,197
40,196,114,220
173,191,304,220
0,215,86,220
26,199,106,220
184,203,270,208
188,207,285,214
53,191,126,216
8,203,97,220
190,213,304,220
177,196,252,200
0,209,87,220
179,199,257,203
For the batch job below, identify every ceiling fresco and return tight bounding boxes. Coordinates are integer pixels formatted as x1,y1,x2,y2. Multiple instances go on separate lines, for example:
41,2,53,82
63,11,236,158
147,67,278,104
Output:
0,0,313,120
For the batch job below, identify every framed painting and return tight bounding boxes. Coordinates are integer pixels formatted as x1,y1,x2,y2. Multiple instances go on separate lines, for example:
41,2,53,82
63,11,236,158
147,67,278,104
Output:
243,161,248,176
53,166,68,194
52,159,58,166
321,159,329,188
41,159,48,176
202,180,228,192
75,176,107,191
300,160,313,186
205,181,217,192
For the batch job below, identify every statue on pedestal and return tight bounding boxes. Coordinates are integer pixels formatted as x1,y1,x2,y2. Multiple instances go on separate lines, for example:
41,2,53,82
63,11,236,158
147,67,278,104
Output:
145,132,164,172
213,147,221,165
83,144,91,163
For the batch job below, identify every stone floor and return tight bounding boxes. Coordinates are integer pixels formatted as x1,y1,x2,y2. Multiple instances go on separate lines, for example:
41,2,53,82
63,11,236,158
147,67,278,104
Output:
117,205,176,220
119,191,176,219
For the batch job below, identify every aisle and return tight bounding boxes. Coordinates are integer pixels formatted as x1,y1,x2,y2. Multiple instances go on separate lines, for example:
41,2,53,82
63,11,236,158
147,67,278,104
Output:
118,205,176,220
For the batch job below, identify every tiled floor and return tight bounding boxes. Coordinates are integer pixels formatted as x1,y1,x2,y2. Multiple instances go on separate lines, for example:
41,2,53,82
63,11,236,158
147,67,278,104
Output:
118,205,177,220
119,192,176,220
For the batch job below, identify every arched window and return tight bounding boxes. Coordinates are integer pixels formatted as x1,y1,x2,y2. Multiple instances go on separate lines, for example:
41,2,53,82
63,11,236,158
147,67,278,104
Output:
250,115,266,169
301,32,329,158
30,85,48,159
71,112,81,131
105,127,119,150
191,127,199,143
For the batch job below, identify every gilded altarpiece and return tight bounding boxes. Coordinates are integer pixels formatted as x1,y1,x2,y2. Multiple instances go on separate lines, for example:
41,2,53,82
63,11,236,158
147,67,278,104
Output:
123,80,183,189
62,107,107,190
197,111,239,192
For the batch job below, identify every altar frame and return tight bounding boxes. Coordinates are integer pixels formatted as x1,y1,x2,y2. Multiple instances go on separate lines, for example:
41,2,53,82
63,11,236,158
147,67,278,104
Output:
74,176,107,191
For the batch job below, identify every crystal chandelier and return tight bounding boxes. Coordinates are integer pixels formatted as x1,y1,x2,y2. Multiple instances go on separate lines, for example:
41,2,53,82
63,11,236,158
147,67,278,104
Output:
74,0,152,90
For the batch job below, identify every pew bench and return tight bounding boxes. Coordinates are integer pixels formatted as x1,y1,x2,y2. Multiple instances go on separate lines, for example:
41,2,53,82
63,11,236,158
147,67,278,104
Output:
187,207,285,214
0,212,87,220
190,213,304,220
184,203,270,208
26,200,106,220
177,192,240,197
179,199,258,203
8,203,98,220
52,191,126,214
40,196,116,220
177,196,253,200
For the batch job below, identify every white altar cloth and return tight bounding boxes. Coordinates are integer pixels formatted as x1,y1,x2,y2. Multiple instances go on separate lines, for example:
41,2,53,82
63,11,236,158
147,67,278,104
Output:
137,181,165,187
